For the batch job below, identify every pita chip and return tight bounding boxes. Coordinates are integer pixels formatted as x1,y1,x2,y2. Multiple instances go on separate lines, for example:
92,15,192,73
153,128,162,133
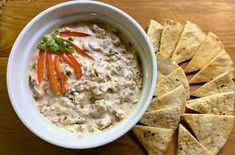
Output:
189,50,234,84
159,19,184,59
147,19,163,53
140,106,181,130
191,72,235,97
157,53,179,75
185,32,224,73
186,92,234,115
157,72,165,83
171,21,206,64
182,114,234,155
148,85,186,113
178,124,212,155
132,125,174,155
154,67,190,100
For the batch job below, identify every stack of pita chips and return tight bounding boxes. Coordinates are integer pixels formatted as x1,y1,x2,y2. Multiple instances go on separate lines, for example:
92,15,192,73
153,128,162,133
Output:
154,67,190,100
159,19,184,59
132,18,235,155
177,124,212,155
132,32,188,154
171,21,206,64
184,32,224,73
180,25,235,154
180,21,234,155
191,72,235,97
189,50,234,84
183,80,235,155
182,114,234,155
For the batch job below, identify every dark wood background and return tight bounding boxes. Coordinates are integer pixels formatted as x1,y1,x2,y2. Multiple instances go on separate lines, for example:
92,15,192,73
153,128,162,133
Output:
1,0,235,154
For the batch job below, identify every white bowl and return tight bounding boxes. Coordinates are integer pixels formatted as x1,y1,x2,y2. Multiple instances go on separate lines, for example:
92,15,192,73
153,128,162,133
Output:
7,1,157,149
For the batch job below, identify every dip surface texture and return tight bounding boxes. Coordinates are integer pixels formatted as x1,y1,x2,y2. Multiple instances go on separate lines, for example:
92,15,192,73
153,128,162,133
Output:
29,23,143,136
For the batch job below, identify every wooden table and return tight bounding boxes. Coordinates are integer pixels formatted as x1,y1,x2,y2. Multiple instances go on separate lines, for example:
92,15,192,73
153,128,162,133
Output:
1,0,235,154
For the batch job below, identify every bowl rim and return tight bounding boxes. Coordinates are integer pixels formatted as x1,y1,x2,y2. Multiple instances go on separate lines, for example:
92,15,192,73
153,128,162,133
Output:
7,0,157,149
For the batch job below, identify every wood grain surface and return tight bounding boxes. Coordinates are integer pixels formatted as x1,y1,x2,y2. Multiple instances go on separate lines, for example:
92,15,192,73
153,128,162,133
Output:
1,0,235,155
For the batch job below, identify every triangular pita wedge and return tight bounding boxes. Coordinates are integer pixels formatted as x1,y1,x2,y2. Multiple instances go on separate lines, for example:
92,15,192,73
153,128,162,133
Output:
157,72,165,83
185,32,224,73
186,92,234,115
154,67,190,100
147,19,163,53
171,21,206,64
140,106,181,130
157,53,179,75
182,114,234,155
191,72,235,97
132,125,174,155
148,85,186,113
189,50,234,84
178,124,212,155
159,19,184,59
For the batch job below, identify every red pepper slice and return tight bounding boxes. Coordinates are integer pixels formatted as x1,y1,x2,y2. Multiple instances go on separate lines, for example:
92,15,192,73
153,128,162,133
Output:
54,55,68,94
59,53,73,67
67,53,82,79
60,30,92,37
63,39,95,61
37,50,45,85
46,52,60,95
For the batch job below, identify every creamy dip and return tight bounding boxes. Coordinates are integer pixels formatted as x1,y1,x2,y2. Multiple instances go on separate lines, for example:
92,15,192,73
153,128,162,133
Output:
29,23,142,136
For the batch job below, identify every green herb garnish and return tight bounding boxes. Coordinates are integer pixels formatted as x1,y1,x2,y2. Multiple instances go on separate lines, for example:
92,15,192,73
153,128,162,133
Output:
67,46,75,53
61,40,69,47
38,41,47,50
49,44,59,52
68,36,75,41
52,29,60,36
55,37,63,44
37,31,75,53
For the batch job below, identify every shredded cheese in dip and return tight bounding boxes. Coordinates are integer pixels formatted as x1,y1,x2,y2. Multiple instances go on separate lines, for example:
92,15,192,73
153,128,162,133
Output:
29,23,143,136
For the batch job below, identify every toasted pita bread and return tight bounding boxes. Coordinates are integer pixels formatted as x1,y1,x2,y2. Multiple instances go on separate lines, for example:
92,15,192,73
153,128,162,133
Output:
171,21,206,64
178,124,212,155
157,53,179,75
185,32,224,73
140,106,181,130
186,92,234,115
159,19,184,59
148,85,186,113
189,50,234,84
157,72,165,83
147,19,163,53
154,67,190,99
182,114,234,155
191,72,235,97
132,125,174,155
